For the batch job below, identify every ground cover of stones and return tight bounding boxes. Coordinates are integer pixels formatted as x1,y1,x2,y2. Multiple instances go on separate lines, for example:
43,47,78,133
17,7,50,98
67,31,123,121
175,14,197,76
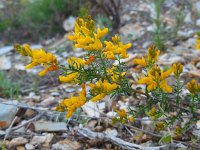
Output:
0,0,200,149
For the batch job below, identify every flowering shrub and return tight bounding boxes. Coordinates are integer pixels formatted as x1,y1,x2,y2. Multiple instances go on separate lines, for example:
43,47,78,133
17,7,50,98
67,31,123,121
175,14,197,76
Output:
15,16,200,142
15,16,132,118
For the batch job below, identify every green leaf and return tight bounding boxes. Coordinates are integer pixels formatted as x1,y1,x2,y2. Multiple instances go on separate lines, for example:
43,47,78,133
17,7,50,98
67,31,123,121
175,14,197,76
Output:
159,133,172,144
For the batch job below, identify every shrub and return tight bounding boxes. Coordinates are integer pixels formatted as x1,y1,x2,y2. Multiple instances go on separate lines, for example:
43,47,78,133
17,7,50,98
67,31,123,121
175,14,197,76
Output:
15,16,200,143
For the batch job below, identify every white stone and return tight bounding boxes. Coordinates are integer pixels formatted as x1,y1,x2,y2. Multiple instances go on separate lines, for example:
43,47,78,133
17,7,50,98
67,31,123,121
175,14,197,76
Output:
0,46,13,55
51,92,60,96
40,96,55,106
141,117,155,131
25,144,35,150
146,24,156,32
29,44,42,49
0,56,11,70
106,111,117,117
63,16,76,31
14,63,25,70
114,53,137,65
97,102,105,110
196,19,200,26
104,128,118,137
82,101,100,117
184,13,192,24
196,120,200,130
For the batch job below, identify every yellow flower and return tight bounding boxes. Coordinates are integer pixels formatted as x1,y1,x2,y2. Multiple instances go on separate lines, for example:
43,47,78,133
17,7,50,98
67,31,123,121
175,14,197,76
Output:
116,109,127,118
133,45,160,67
59,72,79,83
195,35,200,50
138,65,172,92
147,45,160,63
107,66,126,82
146,107,157,118
67,57,85,69
67,16,108,51
103,51,116,60
155,121,165,132
15,44,58,76
187,80,200,94
133,57,147,67
104,35,132,60
90,39,103,50
38,65,59,76
129,116,134,123
89,80,118,102
172,63,183,78
96,28,108,39
58,84,86,118
14,44,32,57
174,126,182,138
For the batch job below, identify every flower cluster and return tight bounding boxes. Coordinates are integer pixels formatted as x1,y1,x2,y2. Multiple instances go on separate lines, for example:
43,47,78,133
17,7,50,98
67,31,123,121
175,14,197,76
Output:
172,63,183,78
14,44,58,76
187,80,200,94
67,16,108,50
134,46,185,93
112,109,134,124
56,84,86,118
104,35,132,60
89,80,118,102
138,65,172,92
134,45,160,67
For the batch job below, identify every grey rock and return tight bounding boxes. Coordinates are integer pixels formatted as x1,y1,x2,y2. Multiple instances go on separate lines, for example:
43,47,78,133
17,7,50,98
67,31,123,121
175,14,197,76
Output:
196,62,200,69
104,128,118,137
25,144,35,150
30,136,46,145
177,30,194,40
192,130,200,138
119,23,144,40
9,137,28,147
0,46,13,56
30,44,42,49
184,13,192,24
33,121,67,132
65,88,76,93
52,139,81,150
195,1,200,13
0,100,18,129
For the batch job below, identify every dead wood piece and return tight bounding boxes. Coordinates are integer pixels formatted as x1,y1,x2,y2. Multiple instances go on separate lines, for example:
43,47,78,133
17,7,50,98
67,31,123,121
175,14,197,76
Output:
77,127,169,150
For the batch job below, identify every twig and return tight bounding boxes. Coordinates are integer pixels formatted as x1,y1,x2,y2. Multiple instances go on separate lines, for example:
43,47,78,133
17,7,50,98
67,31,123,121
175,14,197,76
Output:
77,127,169,150
0,98,51,112
4,116,18,141
11,111,46,131
125,126,134,136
